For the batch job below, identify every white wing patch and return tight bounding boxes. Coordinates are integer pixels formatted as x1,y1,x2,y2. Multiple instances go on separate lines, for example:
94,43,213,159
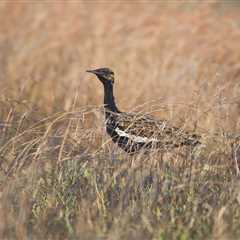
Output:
115,127,159,143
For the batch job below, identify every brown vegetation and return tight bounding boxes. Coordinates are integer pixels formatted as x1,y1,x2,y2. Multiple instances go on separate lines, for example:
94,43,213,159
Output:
1,1,240,239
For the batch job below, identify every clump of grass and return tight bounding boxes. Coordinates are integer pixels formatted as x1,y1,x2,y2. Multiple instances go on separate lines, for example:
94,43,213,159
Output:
0,104,240,239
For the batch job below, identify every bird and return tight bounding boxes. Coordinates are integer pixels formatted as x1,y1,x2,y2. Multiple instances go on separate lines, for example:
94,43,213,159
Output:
87,67,201,154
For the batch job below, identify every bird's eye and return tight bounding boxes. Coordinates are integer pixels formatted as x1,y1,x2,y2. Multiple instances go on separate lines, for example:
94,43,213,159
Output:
107,73,114,80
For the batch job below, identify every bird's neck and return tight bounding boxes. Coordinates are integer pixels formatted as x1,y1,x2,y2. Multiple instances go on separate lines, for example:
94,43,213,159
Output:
103,83,119,113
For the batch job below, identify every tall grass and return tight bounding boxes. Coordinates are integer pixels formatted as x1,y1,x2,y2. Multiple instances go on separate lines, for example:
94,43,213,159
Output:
0,1,240,239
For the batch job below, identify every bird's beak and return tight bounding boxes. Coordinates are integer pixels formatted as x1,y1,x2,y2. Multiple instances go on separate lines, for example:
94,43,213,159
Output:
86,69,99,75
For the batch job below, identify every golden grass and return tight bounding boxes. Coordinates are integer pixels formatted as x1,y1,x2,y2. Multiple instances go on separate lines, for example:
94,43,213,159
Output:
1,1,240,239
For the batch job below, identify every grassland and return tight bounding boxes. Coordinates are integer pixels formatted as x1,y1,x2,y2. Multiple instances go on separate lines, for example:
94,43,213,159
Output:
1,1,240,239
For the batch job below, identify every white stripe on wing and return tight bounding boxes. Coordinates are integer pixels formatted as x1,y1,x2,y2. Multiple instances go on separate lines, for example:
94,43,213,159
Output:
115,127,159,143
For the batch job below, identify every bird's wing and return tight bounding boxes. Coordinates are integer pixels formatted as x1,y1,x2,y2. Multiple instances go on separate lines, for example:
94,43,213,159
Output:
114,112,200,146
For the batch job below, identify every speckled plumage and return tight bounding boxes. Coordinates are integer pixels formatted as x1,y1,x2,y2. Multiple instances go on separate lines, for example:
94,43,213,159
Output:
104,110,200,153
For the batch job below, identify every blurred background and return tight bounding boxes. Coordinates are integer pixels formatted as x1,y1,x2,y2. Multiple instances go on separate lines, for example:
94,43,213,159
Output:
1,1,240,133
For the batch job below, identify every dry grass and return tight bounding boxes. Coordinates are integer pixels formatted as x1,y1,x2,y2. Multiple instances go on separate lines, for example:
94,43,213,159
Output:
1,1,240,239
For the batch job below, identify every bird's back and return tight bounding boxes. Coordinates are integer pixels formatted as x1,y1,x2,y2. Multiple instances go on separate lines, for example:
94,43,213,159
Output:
105,110,201,153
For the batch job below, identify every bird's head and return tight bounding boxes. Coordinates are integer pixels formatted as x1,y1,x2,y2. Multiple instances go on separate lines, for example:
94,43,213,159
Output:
86,68,114,86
